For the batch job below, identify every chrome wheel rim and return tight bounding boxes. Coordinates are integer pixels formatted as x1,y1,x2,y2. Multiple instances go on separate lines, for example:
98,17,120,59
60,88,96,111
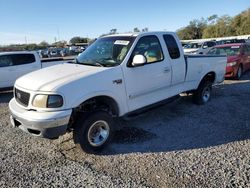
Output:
202,86,211,102
87,120,110,147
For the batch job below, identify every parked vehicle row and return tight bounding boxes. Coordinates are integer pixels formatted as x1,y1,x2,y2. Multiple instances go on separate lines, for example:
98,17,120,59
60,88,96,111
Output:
183,39,248,55
38,46,87,59
9,31,227,153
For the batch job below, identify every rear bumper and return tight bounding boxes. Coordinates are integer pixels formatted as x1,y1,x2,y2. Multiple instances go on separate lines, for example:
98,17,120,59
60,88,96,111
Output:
9,98,72,139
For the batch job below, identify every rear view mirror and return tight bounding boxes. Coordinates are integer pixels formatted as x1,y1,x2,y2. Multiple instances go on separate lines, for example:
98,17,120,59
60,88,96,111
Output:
132,54,146,67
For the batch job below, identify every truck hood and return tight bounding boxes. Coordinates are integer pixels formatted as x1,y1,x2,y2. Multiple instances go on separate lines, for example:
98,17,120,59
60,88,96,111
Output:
15,63,106,91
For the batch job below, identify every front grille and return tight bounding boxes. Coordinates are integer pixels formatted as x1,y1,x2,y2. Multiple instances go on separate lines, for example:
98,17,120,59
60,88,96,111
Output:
15,88,30,107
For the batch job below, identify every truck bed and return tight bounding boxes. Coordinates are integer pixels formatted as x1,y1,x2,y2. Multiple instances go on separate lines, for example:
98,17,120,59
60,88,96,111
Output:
185,54,226,84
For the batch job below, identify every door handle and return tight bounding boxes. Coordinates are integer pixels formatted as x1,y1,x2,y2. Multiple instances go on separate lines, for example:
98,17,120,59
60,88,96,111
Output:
163,68,170,73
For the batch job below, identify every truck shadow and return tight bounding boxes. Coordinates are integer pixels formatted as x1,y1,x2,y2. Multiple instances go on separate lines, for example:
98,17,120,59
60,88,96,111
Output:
0,91,13,104
103,77,250,155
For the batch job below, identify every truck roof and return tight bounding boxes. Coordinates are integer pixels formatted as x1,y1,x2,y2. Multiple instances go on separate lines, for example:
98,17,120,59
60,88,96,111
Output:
0,51,36,55
102,31,176,38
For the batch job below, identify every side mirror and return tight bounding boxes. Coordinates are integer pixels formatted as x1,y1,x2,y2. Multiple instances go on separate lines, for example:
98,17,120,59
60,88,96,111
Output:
132,54,146,67
203,45,208,49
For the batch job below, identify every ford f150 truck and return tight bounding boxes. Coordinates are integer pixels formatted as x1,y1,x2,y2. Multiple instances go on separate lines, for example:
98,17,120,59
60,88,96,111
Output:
0,51,66,90
9,32,227,153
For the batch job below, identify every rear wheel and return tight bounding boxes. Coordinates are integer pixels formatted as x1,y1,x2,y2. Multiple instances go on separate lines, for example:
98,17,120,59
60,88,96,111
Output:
73,111,114,153
193,79,212,105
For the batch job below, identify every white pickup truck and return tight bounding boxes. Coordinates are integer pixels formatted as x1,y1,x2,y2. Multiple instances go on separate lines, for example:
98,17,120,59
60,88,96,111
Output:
0,51,65,90
9,32,226,153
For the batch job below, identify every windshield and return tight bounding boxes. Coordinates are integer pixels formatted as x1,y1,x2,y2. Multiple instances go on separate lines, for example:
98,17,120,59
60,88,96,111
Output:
76,36,135,67
207,46,240,56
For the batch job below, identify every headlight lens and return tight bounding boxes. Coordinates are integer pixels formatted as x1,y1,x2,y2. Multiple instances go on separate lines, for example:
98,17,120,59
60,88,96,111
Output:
47,95,63,108
227,62,237,67
33,94,63,108
33,95,48,108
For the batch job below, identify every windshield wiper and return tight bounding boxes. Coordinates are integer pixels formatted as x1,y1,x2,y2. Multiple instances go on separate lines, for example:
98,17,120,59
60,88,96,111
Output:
75,58,105,67
93,62,104,67
100,57,114,61
77,62,104,67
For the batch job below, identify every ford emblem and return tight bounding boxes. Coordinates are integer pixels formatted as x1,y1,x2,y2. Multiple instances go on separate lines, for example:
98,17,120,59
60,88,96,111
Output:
17,92,21,99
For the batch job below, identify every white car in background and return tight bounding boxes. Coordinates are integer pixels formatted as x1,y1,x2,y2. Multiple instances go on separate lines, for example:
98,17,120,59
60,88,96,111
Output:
0,51,65,90
184,41,216,54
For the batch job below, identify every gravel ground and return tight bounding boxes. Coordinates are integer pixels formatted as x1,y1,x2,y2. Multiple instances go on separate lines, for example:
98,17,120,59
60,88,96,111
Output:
0,73,250,187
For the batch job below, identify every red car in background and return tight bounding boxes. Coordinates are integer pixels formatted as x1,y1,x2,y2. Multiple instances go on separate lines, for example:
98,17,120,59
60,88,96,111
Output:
207,43,250,79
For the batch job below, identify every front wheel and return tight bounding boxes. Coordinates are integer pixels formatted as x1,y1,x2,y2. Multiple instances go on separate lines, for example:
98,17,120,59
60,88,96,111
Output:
193,80,212,105
73,111,114,153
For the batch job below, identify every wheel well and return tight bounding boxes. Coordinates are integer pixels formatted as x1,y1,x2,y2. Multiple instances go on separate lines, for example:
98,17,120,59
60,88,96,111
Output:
68,96,119,129
75,96,119,117
202,72,216,83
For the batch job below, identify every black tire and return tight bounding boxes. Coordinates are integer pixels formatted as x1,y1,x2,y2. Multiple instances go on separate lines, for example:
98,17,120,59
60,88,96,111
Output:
193,79,212,105
235,65,243,80
73,111,114,154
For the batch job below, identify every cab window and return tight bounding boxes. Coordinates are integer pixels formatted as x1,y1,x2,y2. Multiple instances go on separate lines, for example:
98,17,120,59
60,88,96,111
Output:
0,55,13,67
163,34,180,59
0,54,35,67
130,35,163,64
11,54,36,65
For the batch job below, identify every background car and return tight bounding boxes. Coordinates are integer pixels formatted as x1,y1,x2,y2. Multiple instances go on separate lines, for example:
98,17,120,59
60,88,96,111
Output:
216,39,246,45
207,43,250,79
183,41,216,54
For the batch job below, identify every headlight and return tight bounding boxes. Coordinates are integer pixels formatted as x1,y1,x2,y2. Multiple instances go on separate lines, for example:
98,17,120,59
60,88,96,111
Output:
227,62,237,67
47,95,63,108
33,94,63,108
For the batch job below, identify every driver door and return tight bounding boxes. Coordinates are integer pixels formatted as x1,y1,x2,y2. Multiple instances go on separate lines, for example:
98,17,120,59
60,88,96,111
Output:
122,35,172,112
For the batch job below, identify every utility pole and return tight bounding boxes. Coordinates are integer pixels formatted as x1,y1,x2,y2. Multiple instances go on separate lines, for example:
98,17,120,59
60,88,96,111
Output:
25,36,27,44
57,27,60,41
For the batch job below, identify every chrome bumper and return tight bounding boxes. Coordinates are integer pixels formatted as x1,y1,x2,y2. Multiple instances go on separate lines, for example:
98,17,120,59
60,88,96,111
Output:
9,98,72,139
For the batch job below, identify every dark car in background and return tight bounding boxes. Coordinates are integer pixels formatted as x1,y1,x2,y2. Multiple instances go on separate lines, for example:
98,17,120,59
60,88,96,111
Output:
207,43,250,79
216,39,246,45
38,49,50,58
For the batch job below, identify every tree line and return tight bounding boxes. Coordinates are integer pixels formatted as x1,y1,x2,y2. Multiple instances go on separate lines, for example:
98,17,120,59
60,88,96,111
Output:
177,8,250,40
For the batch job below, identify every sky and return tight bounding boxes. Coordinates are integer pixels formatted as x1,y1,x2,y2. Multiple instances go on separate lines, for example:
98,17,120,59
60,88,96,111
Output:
0,0,249,45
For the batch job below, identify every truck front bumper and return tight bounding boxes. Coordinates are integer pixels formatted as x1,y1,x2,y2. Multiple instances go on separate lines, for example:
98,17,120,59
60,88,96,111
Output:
9,98,72,139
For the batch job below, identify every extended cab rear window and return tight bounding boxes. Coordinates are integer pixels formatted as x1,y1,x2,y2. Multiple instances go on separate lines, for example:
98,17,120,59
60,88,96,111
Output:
163,35,180,59
0,53,36,67
11,54,36,65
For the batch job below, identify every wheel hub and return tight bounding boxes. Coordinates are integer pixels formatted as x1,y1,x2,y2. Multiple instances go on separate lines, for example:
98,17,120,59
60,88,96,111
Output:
87,120,110,147
202,87,211,102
